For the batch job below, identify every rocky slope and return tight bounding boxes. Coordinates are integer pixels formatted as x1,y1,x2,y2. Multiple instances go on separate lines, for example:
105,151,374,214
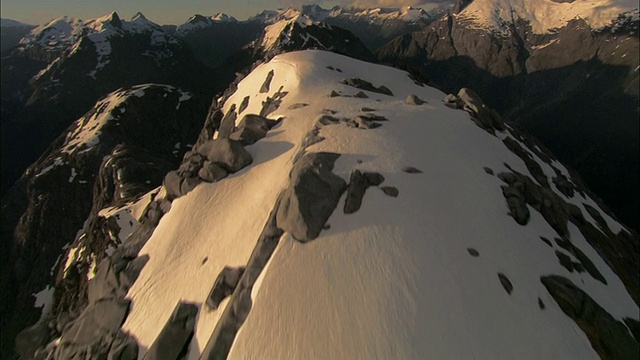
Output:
13,50,638,360
1,84,207,359
377,0,640,231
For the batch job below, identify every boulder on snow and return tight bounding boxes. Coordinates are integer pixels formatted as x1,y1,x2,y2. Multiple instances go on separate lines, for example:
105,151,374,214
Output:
180,176,201,195
443,94,461,109
230,114,278,145
198,161,228,183
354,91,369,98
317,115,341,126
206,266,246,310
145,302,198,360
260,70,275,93
197,138,252,173
238,96,250,114
402,166,423,174
344,170,370,214
276,152,347,242
500,184,530,225
288,103,308,110
347,116,381,130
405,94,426,105
380,186,399,197
457,88,505,132
345,171,382,213
177,152,205,178
260,89,287,117
217,105,237,139
340,78,394,96
164,171,183,200
344,170,385,214
498,273,513,295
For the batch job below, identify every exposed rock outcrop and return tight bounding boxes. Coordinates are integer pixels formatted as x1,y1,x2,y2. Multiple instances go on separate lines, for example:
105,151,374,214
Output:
276,152,347,242
542,275,639,360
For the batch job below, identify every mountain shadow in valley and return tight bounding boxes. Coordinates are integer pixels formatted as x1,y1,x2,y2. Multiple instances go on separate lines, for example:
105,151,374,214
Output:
383,55,639,232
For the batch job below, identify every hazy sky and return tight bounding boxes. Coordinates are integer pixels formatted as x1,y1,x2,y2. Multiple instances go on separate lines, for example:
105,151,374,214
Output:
0,0,444,25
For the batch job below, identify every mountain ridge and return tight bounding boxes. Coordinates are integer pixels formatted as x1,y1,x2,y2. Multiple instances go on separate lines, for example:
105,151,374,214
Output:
11,49,638,360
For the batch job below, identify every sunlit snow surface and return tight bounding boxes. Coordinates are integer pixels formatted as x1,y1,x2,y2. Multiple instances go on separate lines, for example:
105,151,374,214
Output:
456,0,639,34
122,50,637,359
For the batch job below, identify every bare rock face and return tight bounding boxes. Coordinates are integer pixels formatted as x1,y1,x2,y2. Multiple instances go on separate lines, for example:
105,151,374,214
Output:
259,70,275,93
197,138,253,173
52,298,131,359
207,266,246,310
541,275,640,360
198,162,229,183
230,114,279,145
344,170,385,214
405,94,426,105
276,152,347,242
145,302,199,360
340,78,394,96
500,183,530,225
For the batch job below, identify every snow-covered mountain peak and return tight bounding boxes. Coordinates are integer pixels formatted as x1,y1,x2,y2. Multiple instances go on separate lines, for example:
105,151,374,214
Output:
175,13,237,33
457,0,639,34
352,6,431,22
212,12,236,22
20,16,83,50
259,13,331,51
131,12,147,22
110,50,638,360
20,11,168,54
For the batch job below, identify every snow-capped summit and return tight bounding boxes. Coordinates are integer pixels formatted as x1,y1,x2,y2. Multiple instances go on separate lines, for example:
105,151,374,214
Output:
250,12,373,63
212,12,236,23
20,16,83,51
456,0,639,34
295,4,450,50
350,5,433,22
125,12,163,33
175,13,237,33
20,11,168,55
259,12,328,51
